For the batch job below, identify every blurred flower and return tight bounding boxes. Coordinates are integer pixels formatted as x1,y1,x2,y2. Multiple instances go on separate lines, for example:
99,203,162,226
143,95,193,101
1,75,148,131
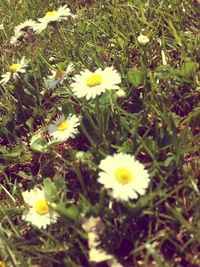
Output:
71,67,121,100
82,217,105,251
108,258,123,267
89,248,113,263
22,188,58,229
48,114,80,142
98,153,150,201
137,33,149,45
33,5,71,33
0,24,4,30
82,216,105,235
82,217,123,266
10,19,37,45
0,57,29,85
0,262,6,267
45,63,74,90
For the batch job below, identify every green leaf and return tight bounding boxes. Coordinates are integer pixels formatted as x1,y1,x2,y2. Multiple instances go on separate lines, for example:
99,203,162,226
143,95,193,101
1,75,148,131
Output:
117,37,125,49
30,136,47,152
164,155,175,167
55,203,79,221
0,145,22,159
155,65,174,80
77,21,87,33
62,101,71,117
53,86,69,96
178,60,198,79
44,178,57,202
45,140,61,149
25,117,34,131
127,67,145,87
166,18,182,47
53,174,66,191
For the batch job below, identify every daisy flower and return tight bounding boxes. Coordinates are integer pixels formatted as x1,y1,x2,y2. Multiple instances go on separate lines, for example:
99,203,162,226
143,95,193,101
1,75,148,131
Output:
98,153,150,201
33,5,71,34
10,19,37,45
0,57,29,85
137,33,150,45
45,62,74,90
22,188,59,229
71,66,121,100
48,114,80,142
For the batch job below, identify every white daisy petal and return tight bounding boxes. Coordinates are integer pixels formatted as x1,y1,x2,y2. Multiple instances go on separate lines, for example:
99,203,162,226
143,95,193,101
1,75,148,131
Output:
10,19,37,45
98,153,150,201
70,67,121,100
0,72,11,85
14,19,37,35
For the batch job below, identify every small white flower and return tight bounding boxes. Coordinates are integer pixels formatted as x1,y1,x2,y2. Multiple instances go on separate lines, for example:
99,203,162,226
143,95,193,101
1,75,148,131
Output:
0,24,4,30
45,63,74,90
48,114,80,142
137,33,150,46
98,153,150,201
22,188,59,229
71,67,121,100
0,57,29,85
33,5,71,34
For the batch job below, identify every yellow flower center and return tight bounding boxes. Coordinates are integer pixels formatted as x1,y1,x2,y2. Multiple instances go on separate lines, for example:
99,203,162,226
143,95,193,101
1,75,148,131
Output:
9,63,19,73
115,167,132,185
54,70,65,80
86,74,103,87
35,199,49,215
45,10,57,18
0,261,6,267
56,121,69,131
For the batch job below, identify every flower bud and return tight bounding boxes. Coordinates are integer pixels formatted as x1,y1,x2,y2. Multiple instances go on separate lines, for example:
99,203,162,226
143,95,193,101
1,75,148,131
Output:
137,33,150,46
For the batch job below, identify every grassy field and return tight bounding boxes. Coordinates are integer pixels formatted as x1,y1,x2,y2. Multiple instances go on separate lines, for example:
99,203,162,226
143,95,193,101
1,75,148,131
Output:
0,0,199,266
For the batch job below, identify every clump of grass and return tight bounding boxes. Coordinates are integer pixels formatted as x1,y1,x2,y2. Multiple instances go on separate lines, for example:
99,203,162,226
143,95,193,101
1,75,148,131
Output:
0,0,199,266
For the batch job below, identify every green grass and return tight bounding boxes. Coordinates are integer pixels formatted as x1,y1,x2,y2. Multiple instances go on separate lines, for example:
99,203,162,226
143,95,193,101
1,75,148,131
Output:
0,0,200,266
